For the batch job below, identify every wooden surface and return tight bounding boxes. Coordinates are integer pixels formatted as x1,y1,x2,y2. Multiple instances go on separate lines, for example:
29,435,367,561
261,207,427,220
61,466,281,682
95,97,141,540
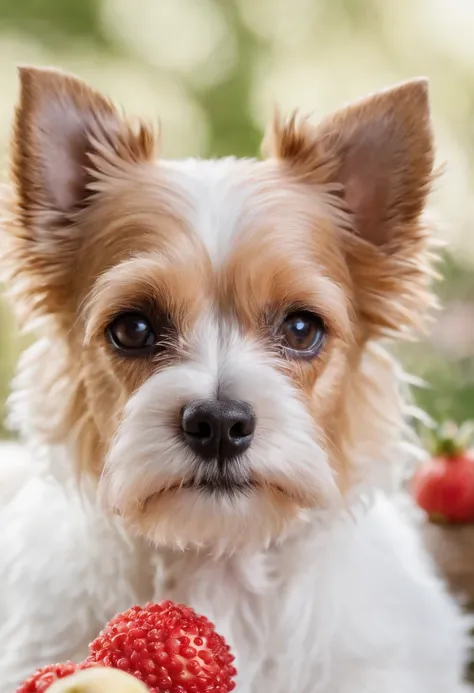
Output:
421,522,474,683
421,522,474,604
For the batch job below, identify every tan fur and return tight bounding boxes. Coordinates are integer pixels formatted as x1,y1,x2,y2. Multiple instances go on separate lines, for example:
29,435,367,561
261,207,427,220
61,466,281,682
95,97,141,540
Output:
1,67,437,499
262,80,438,489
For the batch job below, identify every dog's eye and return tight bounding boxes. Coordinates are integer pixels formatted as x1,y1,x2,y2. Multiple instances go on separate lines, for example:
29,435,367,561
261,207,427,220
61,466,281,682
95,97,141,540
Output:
106,313,156,354
279,311,326,357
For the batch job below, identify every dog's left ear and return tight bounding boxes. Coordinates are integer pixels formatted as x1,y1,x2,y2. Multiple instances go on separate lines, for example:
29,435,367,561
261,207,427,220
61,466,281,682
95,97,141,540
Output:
263,80,436,337
263,79,434,249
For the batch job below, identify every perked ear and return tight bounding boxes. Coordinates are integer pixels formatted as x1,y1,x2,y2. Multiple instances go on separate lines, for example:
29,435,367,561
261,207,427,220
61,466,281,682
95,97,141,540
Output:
12,66,155,224
263,80,437,339
263,79,434,249
3,66,156,328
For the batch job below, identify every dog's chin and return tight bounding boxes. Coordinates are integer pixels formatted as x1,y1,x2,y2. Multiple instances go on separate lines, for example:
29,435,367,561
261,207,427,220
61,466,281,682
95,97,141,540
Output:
119,480,313,554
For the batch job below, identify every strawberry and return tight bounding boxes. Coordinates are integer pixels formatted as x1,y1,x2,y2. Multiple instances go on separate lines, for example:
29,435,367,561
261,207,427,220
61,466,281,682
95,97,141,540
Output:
85,601,237,693
412,420,474,523
15,661,99,693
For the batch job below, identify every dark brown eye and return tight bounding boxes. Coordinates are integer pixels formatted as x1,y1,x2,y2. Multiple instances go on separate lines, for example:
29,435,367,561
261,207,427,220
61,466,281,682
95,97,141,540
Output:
279,311,326,357
107,313,156,354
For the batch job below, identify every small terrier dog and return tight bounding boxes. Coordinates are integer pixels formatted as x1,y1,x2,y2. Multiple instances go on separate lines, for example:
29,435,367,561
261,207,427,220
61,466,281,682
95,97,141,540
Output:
0,67,471,693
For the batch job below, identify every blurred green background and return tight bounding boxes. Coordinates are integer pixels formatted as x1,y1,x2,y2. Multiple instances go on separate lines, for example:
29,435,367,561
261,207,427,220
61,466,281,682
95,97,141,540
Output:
0,0,473,437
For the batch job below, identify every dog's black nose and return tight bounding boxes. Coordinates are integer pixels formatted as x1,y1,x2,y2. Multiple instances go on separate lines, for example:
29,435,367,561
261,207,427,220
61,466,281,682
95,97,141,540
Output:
180,399,256,461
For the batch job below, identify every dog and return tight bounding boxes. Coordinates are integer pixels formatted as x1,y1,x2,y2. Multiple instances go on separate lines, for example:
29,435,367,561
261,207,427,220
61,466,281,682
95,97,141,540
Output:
0,66,471,693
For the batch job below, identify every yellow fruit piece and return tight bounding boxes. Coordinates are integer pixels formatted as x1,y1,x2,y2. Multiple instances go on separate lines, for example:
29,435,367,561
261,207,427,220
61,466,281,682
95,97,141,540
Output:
48,668,149,693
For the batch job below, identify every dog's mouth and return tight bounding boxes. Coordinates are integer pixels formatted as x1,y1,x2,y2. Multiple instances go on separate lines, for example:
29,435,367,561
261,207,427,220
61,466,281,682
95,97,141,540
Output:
140,474,302,510
144,475,256,502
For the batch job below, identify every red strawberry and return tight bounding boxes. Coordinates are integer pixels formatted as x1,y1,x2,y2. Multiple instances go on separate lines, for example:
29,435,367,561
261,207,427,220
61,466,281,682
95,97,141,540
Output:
15,661,99,693
412,421,474,523
85,601,237,693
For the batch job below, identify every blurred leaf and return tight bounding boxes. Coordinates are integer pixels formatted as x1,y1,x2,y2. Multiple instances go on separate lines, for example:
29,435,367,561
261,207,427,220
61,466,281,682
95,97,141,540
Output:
0,0,107,46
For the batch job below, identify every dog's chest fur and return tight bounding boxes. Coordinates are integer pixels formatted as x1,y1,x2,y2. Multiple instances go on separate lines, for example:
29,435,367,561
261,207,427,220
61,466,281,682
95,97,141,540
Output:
0,443,470,693
156,497,470,693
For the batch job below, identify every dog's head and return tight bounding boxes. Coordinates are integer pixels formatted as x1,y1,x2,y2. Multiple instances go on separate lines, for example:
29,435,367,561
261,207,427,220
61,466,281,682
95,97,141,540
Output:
3,67,435,551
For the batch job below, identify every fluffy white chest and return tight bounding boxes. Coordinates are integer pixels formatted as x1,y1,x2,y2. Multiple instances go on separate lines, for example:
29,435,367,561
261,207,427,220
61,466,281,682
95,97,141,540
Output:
158,495,471,693
0,445,470,693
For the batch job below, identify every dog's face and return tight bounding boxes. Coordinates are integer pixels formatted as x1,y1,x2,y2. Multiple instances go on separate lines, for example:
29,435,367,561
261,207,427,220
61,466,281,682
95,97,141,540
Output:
5,68,435,551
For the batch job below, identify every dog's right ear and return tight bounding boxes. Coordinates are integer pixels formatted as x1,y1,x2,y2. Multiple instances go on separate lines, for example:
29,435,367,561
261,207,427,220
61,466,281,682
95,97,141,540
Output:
14,66,116,221
4,67,156,326
12,66,155,226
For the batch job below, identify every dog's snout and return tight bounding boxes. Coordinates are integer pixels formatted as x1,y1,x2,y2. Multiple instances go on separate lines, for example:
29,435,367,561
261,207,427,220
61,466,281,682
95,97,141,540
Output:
180,399,256,461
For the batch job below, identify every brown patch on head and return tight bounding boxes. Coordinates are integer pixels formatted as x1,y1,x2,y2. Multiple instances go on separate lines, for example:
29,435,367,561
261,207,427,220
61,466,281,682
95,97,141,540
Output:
83,250,213,396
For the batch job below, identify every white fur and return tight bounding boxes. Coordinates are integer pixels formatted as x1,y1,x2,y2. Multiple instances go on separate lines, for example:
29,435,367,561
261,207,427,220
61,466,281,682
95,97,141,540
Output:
0,158,471,693
161,158,259,263
0,442,471,693
0,443,155,693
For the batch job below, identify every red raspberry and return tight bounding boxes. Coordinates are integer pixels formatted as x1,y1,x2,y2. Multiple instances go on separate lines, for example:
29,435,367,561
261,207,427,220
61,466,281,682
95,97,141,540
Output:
86,601,237,693
15,661,98,693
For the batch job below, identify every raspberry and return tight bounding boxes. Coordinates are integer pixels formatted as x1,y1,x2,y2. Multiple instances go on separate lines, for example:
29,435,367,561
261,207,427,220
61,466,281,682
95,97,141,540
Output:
86,601,237,693
15,661,98,693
